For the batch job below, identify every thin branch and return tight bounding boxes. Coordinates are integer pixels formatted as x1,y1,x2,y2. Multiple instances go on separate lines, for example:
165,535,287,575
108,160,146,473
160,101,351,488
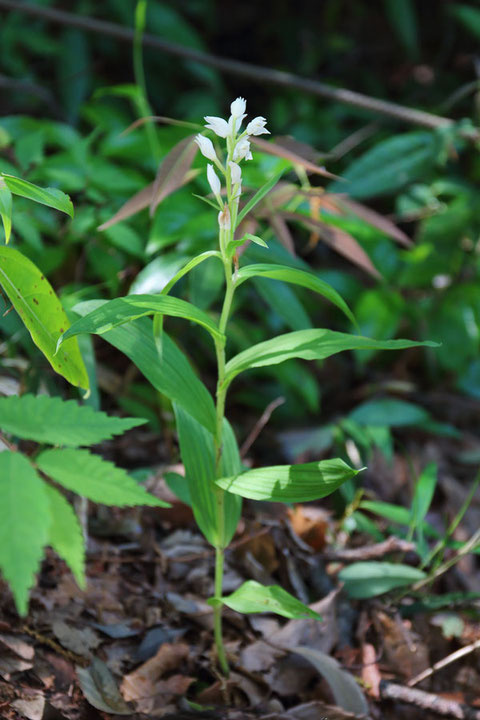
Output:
380,681,480,718
408,638,480,688
325,537,416,562
240,396,285,459
1,0,476,135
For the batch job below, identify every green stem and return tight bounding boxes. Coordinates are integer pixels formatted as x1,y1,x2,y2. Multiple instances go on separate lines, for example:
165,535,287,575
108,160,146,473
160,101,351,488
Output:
133,0,161,163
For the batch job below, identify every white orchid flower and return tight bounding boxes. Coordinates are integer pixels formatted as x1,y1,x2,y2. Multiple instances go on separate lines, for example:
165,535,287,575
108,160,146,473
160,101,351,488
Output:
228,161,242,185
218,205,231,230
207,164,222,204
246,116,270,136
195,134,218,162
230,97,246,117
233,137,253,161
204,115,230,138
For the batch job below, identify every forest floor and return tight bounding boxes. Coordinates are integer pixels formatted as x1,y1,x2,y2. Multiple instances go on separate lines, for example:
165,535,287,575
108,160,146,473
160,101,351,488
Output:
2,389,480,720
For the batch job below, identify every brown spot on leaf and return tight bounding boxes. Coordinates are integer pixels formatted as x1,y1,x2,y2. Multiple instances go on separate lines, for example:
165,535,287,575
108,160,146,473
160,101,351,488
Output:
33,298,39,305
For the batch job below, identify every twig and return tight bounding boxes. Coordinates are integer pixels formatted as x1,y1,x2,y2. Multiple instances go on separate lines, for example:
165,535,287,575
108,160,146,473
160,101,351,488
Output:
411,528,480,592
0,0,476,135
408,638,480,688
380,680,480,718
324,537,416,562
240,396,285,458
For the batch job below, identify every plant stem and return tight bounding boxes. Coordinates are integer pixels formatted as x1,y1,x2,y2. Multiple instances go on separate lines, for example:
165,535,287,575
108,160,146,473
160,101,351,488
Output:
133,0,161,163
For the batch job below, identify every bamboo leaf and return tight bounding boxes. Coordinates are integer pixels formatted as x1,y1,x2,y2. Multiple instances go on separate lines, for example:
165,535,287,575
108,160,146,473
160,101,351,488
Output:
1,173,73,217
0,394,145,447
161,251,222,295
37,449,170,508
215,580,322,619
0,451,49,615
236,263,355,324
0,177,12,243
0,246,89,389
236,170,285,226
216,458,359,502
150,135,198,216
339,561,426,598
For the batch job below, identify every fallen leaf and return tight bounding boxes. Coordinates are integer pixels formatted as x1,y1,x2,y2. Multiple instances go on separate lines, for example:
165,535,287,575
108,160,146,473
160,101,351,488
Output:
77,657,131,715
121,641,189,701
52,620,101,658
286,699,363,719
287,505,331,551
361,642,380,699
373,610,429,680
11,694,45,720
0,633,34,660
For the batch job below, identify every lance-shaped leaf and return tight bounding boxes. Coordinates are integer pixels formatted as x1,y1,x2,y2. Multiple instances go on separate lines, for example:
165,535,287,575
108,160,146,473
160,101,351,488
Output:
58,294,224,350
0,177,12,242
333,195,411,246
150,134,198,216
45,484,85,587
74,301,216,433
236,170,285,226
0,394,145,447
281,211,380,278
0,246,89,389
216,458,359,502
339,561,426,598
1,173,73,217
236,263,355,324
214,580,322,619
36,449,170,508
161,250,222,295
250,136,339,179
174,404,242,547
223,328,438,387
0,451,50,615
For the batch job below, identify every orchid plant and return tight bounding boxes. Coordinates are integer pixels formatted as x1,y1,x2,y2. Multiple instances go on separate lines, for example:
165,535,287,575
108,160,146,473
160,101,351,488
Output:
57,98,435,675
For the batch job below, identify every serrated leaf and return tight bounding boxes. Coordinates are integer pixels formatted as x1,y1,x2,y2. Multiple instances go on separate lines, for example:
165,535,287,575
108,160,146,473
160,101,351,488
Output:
59,294,224,348
215,580,321,619
1,173,73,217
0,394,146,447
292,647,369,715
45,484,85,587
0,246,89,389
339,561,426,598
216,458,358,502
0,177,12,243
236,263,355,324
174,404,241,547
74,301,216,434
36,449,170,508
224,329,438,387
0,451,49,615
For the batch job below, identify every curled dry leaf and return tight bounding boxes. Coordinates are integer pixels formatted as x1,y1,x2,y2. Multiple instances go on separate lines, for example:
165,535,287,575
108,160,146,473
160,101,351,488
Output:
333,195,412,247
251,136,340,179
120,641,189,702
149,135,199,217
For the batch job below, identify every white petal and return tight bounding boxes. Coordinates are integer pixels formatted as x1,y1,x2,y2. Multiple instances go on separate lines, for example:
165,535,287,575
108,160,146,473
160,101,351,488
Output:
204,116,230,138
228,161,242,185
218,206,231,230
207,164,221,198
194,134,218,162
246,116,270,136
230,97,246,117
233,138,252,162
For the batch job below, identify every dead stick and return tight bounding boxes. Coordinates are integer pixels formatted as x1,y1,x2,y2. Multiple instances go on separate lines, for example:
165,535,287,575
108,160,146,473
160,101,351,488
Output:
380,681,480,719
240,396,285,459
0,0,475,135
325,537,416,562
408,638,480,688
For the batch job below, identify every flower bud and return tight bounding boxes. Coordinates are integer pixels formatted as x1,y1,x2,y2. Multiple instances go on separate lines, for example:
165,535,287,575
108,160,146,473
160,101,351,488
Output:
233,138,253,161
246,116,270,136
207,164,222,203
218,205,231,230
228,161,242,185
204,115,230,138
194,134,218,162
230,97,246,117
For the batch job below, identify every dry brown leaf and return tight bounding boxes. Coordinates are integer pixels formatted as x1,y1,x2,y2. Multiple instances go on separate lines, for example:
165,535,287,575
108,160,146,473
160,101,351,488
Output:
361,642,380,699
269,214,296,255
373,610,429,681
251,136,339,179
120,641,189,701
281,211,380,278
333,195,411,246
0,633,34,660
52,620,101,658
97,183,154,231
287,505,331,551
150,135,198,216
11,693,45,720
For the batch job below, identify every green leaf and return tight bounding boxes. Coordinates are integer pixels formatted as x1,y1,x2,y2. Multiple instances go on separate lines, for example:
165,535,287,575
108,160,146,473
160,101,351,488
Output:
0,246,89,389
328,132,437,199
339,561,426,598
236,263,355,324
223,328,438,387
349,398,430,427
45,484,85,587
0,394,146,447
449,4,480,41
174,404,242,547
74,301,216,434
360,500,440,539
384,0,419,60
215,580,321,619
1,173,74,217
244,233,268,248
236,169,285,226
59,294,224,348
161,250,222,295
36,449,170,508
216,458,359,502
0,177,12,243
411,463,437,531
0,451,49,615
254,277,312,331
